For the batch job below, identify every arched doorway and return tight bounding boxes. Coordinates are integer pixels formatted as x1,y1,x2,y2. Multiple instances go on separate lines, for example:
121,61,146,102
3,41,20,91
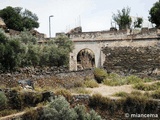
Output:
77,48,95,70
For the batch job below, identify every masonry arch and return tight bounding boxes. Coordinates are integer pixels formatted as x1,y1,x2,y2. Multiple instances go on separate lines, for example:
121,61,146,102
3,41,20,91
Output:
77,48,95,70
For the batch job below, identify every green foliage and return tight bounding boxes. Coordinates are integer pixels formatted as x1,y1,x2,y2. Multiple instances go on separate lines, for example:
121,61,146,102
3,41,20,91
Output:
103,74,150,86
0,92,8,110
133,82,160,91
93,68,108,83
0,6,39,31
123,95,151,113
22,108,40,120
18,30,38,44
89,94,116,112
112,7,132,30
42,96,102,120
133,17,143,28
84,79,99,88
114,92,128,97
55,89,72,101
0,30,73,71
42,96,78,120
0,31,25,71
54,35,74,52
151,89,160,99
0,109,17,117
149,1,160,28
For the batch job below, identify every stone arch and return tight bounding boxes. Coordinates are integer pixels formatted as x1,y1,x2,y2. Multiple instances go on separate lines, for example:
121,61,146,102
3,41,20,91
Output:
77,48,95,70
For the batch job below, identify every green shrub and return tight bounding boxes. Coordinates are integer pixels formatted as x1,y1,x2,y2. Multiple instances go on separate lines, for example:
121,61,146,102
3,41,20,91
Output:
123,95,148,113
151,89,160,99
126,75,143,84
133,82,160,91
41,96,102,120
130,91,142,96
42,96,77,120
22,91,43,107
0,109,17,117
74,104,102,120
114,92,128,97
89,94,117,113
55,89,72,101
84,79,99,88
22,109,39,120
103,74,146,86
72,88,91,94
93,68,108,83
0,92,8,110
103,78,127,86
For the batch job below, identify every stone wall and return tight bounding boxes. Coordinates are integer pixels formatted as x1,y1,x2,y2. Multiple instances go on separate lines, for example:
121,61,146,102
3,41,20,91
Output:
0,67,94,88
102,46,160,78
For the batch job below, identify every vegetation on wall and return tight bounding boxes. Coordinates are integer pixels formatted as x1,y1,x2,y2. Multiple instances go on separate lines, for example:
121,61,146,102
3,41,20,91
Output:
112,7,132,30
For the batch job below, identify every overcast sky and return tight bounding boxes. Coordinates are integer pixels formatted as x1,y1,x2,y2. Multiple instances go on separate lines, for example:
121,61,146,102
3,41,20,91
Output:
0,0,158,37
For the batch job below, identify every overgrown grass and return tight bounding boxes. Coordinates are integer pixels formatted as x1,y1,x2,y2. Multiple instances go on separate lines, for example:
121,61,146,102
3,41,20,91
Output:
93,68,108,83
84,79,99,88
70,88,91,94
103,74,152,86
55,88,72,101
133,82,160,91
151,89,160,99
114,91,128,97
0,109,18,117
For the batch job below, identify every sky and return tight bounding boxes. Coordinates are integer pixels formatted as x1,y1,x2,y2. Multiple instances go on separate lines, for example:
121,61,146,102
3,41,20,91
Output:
0,0,158,37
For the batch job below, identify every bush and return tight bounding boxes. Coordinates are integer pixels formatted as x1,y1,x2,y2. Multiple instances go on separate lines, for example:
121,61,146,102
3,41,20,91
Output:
0,92,8,110
114,92,128,97
123,95,148,113
133,82,160,91
41,96,102,120
72,88,91,94
89,94,117,113
55,89,72,101
126,75,143,84
84,79,99,88
74,104,102,120
151,89,160,99
93,68,108,83
22,91,43,107
103,74,152,86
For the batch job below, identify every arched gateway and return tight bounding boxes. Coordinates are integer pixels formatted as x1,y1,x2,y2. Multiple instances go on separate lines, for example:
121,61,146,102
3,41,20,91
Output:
77,48,95,70
68,26,159,71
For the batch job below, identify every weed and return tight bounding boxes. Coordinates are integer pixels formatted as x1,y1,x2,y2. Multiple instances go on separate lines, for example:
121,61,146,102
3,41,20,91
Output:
55,88,72,101
151,89,160,99
71,87,91,94
84,79,99,88
0,91,8,110
114,92,128,97
93,68,108,83
133,82,160,91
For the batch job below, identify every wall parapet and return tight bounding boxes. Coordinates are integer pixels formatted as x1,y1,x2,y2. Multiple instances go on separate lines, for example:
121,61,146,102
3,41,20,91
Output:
69,27,160,42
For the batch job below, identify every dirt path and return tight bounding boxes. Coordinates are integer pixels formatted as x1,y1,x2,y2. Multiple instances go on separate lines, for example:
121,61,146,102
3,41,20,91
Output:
86,81,159,98
0,107,40,120
86,84,134,98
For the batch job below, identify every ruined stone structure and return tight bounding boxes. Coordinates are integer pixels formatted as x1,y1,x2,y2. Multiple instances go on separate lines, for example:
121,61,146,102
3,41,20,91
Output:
68,27,160,74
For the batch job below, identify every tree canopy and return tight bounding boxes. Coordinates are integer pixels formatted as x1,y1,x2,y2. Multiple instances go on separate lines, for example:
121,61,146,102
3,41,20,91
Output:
0,6,39,31
149,1,160,28
0,29,74,72
112,7,132,30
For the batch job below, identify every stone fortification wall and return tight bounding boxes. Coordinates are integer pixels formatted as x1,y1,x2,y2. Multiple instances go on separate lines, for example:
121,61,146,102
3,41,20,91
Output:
102,46,160,78
69,28,160,41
